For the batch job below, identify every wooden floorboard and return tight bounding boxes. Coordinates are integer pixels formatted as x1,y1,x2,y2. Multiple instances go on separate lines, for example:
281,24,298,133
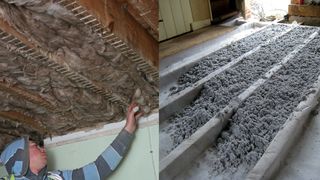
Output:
289,4,320,17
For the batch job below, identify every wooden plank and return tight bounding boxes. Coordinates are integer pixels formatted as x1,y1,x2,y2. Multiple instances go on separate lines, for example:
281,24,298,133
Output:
159,11,167,41
159,22,167,41
189,0,211,21
171,0,187,35
0,18,35,49
289,4,320,17
0,81,55,111
0,111,47,134
207,0,213,20
125,0,158,39
191,19,211,30
159,0,177,39
291,0,300,4
180,0,193,32
77,0,158,67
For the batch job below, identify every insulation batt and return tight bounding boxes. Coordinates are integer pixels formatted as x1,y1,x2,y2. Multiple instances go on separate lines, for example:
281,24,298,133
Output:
170,24,288,95
0,43,121,131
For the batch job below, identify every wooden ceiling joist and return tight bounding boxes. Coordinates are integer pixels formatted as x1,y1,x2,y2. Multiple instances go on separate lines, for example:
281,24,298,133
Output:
0,18,35,49
124,0,158,39
73,0,159,68
0,80,56,111
0,111,47,134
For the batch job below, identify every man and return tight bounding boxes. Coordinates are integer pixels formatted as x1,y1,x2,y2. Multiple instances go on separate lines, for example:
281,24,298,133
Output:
0,103,142,180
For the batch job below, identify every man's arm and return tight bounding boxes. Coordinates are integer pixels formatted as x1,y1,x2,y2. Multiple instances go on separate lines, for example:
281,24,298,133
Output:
50,103,142,180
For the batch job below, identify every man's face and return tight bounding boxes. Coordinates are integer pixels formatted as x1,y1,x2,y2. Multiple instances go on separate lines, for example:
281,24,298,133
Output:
29,141,47,171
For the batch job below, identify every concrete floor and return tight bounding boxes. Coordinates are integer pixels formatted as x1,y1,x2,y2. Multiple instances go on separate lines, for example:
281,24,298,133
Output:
275,104,320,180
159,25,236,60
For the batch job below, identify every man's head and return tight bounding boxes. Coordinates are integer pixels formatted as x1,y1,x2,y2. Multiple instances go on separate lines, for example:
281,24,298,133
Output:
28,140,47,175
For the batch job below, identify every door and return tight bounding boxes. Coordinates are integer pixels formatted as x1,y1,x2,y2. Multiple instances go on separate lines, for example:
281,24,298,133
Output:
159,0,193,41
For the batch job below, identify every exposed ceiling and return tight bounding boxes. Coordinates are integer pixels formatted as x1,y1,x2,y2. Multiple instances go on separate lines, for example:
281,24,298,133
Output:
0,0,158,151
125,0,158,39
